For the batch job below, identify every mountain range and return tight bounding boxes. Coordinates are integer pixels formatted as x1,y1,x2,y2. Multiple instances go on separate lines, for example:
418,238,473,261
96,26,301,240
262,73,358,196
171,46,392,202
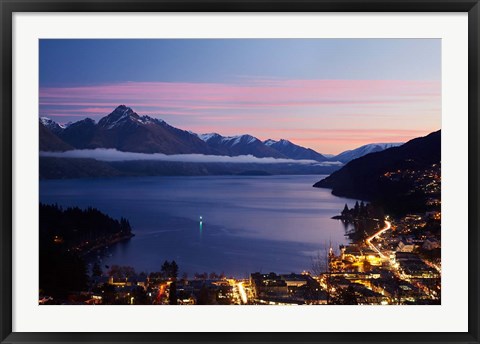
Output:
40,105,401,164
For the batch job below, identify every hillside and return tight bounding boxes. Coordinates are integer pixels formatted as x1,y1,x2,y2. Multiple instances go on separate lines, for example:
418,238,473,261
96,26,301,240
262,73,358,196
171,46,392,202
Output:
314,130,441,214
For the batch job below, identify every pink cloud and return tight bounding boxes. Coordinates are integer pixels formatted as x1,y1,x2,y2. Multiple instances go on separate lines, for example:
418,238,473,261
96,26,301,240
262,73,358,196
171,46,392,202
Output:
40,79,440,111
40,78,440,153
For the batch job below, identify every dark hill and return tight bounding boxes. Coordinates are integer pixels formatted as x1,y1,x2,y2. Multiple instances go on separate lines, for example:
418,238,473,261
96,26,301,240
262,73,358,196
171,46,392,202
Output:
39,123,73,152
58,118,96,149
314,130,440,212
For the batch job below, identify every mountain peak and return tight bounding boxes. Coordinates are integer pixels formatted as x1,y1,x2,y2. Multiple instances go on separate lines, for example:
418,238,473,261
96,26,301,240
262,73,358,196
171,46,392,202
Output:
264,139,292,147
112,105,136,117
198,133,222,142
264,139,277,146
264,138,326,162
39,117,66,133
40,116,53,125
224,134,258,146
332,142,404,163
98,105,140,129
115,104,129,110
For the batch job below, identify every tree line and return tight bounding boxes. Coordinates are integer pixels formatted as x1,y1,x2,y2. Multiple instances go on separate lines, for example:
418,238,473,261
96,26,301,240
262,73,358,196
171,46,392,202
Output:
40,203,132,251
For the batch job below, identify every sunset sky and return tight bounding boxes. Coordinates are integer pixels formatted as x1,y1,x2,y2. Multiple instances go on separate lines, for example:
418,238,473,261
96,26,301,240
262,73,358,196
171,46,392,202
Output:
39,39,441,154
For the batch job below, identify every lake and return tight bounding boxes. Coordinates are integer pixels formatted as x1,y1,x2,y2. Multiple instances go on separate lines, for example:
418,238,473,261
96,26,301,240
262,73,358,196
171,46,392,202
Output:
39,175,357,278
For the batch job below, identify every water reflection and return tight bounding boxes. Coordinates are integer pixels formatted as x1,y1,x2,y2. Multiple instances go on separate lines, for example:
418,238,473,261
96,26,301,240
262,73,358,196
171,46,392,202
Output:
40,175,358,277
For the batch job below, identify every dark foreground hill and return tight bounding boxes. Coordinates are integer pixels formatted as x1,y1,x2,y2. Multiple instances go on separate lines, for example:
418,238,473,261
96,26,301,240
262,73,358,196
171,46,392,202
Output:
314,130,441,214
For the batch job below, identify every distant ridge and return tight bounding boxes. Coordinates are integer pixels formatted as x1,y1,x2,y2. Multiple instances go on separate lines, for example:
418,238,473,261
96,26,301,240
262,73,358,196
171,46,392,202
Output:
40,105,326,160
330,142,404,163
197,133,287,159
264,139,327,162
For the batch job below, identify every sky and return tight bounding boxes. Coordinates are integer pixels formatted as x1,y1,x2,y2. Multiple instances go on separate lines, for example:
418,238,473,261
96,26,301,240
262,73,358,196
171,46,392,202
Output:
39,39,441,154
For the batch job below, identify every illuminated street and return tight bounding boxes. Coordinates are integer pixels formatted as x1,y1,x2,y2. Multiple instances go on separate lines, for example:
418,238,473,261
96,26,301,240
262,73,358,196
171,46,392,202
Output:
365,220,391,258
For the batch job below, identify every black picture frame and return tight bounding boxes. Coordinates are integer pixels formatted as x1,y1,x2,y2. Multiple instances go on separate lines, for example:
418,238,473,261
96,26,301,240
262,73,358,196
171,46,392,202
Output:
1,1,479,343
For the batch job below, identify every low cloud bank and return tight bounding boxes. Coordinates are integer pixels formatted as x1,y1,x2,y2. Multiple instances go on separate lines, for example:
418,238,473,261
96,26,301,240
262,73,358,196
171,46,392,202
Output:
40,148,343,166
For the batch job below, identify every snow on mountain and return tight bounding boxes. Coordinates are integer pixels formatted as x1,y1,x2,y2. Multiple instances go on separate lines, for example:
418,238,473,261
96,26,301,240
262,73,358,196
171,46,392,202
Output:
222,134,258,146
40,106,405,163
265,139,290,147
40,117,54,126
332,142,404,163
40,117,65,134
263,138,327,162
198,133,286,158
97,105,139,129
200,133,260,146
264,139,277,146
94,105,170,131
198,133,222,142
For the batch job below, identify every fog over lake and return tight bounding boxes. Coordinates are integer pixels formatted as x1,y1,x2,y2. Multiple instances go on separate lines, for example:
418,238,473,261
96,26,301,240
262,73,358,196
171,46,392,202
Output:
40,175,358,277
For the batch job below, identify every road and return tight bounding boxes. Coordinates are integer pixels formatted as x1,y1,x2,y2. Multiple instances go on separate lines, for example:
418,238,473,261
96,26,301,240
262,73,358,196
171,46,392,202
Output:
237,282,248,304
365,220,391,259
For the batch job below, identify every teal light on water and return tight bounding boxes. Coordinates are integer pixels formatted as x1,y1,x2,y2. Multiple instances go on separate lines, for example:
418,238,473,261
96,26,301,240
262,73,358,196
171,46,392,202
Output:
199,216,203,234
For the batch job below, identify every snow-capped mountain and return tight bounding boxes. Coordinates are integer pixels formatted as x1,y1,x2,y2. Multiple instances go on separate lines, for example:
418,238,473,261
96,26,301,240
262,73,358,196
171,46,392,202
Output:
39,118,73,152
264,139,327,162
41,105,213,154
39,105,401,162
97,105,163,129
331,142,404,163
198,133,287,158
40,117,67,134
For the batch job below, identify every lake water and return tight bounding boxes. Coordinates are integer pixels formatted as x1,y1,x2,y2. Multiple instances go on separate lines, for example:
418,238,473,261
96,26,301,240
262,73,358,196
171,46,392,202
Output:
39,175,357,278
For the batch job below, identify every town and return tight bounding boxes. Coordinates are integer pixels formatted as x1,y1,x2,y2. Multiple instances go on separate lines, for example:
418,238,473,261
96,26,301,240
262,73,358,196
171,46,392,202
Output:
39,163,441,306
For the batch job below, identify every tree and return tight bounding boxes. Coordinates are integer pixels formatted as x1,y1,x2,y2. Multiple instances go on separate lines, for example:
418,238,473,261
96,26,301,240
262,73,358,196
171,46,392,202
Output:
132,286,148,305
354,201,360,217
161,260,171,279
92,262,102,278
170,260,179,279
344,286,358,305
333,286,358,305
169,282,178,305
342,204,349,216
311,250,328,277
197,284,210,305
360,201,365,215
101,283,116,304
161,260,179,279
108,265,135,281
39,246,89,298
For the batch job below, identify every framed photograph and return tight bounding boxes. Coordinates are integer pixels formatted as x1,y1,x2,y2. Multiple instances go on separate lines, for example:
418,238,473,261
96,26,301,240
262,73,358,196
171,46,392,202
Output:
1,1,479,343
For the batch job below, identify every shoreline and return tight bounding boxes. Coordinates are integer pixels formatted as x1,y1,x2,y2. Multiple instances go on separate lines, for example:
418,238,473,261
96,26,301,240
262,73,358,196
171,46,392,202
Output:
79,232,135,257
